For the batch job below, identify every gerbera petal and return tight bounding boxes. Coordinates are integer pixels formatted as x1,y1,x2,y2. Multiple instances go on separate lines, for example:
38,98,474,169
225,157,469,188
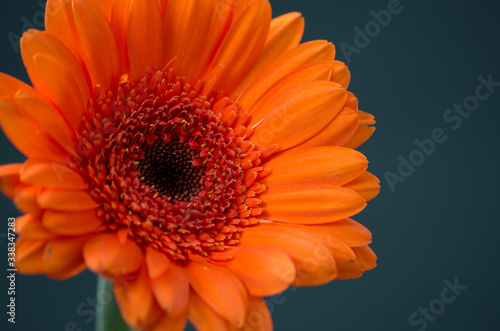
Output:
145,246,171,279
246,61,335,116
162,0,213,78
261,184,366,224
0,163,22,198
73,0,120,91
20,30,90,128
203,0,271,94
42,209,101,235
242,296,273,331
38,189,99,211
262,146,368,188
151,263,189,316
345,110,376,149
15,214,33,233
250,81,347,151
114,265,163,329
295,107,359,149
149,311,187,331
227,245,295,296
21,218,59,240
188,290,234,331
241,224,337,286
15,88,77,151
236,12,304,94
353,245,377,270
14,185,42,215
43,236,87,279
331,60,351,89
238,40,335,110
83,233,143,276
128,0,162,81
0,100,69,163
15,237,45,274
324,218,372,247
45,0,82,57
0,72,30,96
279,223,360,280
110,0,131,73
20,159,87,190
184,261,247,327
344,171,380,202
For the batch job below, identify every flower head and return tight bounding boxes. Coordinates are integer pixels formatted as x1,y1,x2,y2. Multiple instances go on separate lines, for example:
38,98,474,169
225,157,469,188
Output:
0,0,379,330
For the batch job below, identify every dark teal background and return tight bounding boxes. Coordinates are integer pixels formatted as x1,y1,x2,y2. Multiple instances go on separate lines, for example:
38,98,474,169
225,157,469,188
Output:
1,1,499,330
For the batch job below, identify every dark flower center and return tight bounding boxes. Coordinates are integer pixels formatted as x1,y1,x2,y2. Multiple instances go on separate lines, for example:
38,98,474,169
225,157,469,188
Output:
74,69,267,260
136,138,204,202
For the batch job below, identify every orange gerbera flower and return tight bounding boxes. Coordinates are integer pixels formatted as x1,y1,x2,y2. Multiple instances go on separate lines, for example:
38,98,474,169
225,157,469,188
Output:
0,0,379,330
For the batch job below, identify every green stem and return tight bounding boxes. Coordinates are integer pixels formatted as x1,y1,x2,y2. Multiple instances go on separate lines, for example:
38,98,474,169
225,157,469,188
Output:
95,276,133,331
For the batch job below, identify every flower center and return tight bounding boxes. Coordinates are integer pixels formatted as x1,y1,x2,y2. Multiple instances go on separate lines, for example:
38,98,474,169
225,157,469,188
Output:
136,138,204,202
73,70,267,260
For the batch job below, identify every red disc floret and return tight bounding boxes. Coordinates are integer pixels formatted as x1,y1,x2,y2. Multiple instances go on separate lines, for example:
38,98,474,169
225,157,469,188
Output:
74,70,267,260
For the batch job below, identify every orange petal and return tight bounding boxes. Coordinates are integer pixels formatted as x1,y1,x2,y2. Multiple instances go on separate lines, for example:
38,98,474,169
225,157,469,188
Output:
236,12,304,94
203,0,271,95
246,61,334,117
188,290,234,331
344,171,380,202
145,246,171,279
20,30,90,128
0,73,30,97
250,82,347,152
18,218,58,240
0,163,22,198
83,233,143,276
15,214,33,233
20,159,87,190
0,100,69,163
128,0,162,80
73,0,120,91
151,263,189,316
162,0,213,78
42,209,102,235
295,107,359,149
241,224,337,286
15,237,45,274
227,245,295,296
238,40,335,111
110,0,131,73
242,296,273,331
14,185,42,215
322,219,372,247
262,146,367,188
149,311,187,331
38,189,98,211
261,183,366,224
86,0,114,20
114,264,163,329
331,61,351,89
353,245,377,270
15,88,77,152
281,223,361,280
184,261,247,327
43,236,88,279
45,0,82,58
344,110,376,149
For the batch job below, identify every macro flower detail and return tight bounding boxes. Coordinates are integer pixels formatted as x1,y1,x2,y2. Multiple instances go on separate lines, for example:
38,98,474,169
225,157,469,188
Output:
0,0,379,330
